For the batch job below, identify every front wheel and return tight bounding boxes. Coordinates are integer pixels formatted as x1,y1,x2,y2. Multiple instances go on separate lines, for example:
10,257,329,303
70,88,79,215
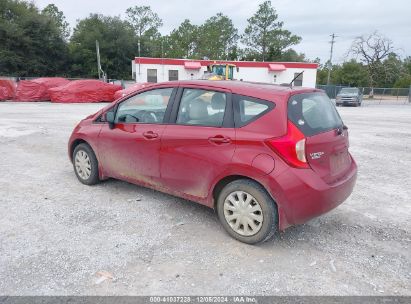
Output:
216,179,278,244
73,143,100,185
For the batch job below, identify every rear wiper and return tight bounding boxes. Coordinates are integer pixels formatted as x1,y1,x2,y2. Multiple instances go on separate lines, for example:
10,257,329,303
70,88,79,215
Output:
336,124,348,135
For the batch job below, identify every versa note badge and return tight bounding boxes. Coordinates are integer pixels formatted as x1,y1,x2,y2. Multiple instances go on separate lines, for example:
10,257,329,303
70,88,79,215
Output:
310,152,324,160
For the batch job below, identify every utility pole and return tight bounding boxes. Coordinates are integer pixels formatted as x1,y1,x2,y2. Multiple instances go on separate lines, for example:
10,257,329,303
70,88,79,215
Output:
327,33,337,85
96,40,101,80
161,38,164,81
138,38,141,82
96,40,107,81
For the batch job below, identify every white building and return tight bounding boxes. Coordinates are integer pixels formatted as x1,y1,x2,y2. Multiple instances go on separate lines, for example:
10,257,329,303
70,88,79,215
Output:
132,57,318,87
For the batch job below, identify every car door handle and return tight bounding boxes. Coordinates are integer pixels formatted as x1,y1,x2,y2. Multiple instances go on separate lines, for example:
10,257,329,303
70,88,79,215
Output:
143,131,158,139
209,135,231,144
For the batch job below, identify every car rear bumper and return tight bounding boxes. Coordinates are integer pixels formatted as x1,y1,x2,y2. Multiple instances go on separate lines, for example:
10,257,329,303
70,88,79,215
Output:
336,99,360,105
268,156,357,230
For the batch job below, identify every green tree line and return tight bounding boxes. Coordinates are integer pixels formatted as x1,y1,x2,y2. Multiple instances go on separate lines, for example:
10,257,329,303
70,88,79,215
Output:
318,56,411,88
0,0,410,88
0,0,305,79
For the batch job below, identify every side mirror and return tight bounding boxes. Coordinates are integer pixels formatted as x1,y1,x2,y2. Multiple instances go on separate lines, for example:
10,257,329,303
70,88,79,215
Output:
106,111,115,129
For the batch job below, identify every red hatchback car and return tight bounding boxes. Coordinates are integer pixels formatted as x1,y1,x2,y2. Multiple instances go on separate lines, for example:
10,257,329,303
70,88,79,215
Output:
68,80,357,244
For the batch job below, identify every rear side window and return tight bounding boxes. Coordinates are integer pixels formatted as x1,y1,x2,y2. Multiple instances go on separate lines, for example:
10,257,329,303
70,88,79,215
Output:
233,94,274,127
288,92,343,136
176,88,227,127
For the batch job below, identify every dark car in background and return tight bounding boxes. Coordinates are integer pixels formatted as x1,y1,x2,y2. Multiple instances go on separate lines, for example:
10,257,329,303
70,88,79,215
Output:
336,87,363,107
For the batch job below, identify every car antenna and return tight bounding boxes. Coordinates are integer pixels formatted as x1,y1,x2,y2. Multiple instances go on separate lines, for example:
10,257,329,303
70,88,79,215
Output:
289,71,304,88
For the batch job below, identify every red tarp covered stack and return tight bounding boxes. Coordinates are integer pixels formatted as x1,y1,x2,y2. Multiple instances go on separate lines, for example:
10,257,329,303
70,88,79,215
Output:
48,80,122,103
113,82,152,100
14,77,70,102
0,79,16,101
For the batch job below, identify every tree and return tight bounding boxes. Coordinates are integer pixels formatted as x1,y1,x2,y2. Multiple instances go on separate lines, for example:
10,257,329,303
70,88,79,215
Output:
332,60,368,87
41,4,70,40
69,14,137,79
126,6,162,38
274,49,306,62
241,1,301,61
404,56,411,75
197,13,238,60
0,0,69,76
349,31,394,87
125,6,163,57
167,19,198,59
393,74,411,88
392,56,411,88
316,68,328,85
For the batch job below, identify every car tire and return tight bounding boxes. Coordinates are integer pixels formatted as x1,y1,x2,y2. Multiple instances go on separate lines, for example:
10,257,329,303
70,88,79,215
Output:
73,143,100,185
216,179,278,244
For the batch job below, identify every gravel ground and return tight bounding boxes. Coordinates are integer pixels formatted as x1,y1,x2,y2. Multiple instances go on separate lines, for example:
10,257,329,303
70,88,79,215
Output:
0,102,410,296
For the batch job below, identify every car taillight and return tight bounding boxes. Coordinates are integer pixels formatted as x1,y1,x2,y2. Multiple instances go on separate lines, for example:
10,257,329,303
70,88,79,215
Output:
266,121,310,169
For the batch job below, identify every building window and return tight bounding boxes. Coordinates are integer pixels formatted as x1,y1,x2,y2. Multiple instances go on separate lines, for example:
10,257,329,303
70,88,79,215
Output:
169,70,178,81
147,69,157,83
293,72,303,86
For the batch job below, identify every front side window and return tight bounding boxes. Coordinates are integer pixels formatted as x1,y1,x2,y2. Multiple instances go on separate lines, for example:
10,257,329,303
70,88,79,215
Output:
176,89,227,127
115,88,173,124
233,94,274,127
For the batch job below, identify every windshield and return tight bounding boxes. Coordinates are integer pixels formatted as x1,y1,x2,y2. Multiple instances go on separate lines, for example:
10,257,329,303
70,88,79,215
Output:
212,65,226,76
288,92,343,136
340,88,359,94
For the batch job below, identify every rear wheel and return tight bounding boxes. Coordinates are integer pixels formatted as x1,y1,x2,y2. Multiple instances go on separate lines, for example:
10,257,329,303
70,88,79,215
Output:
216,179,278,244
73,143,100,185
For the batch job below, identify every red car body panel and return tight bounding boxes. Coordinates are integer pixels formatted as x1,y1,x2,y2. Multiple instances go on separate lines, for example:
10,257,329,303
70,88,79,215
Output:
160,124,236,199
98,123,166,185
68,80,357,231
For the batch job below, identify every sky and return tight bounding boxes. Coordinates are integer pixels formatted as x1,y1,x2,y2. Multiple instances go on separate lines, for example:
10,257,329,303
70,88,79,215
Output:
34,0,411,64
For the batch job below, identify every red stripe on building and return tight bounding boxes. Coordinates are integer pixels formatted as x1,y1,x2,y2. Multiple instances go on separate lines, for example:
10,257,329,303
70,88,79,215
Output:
134,57,318,69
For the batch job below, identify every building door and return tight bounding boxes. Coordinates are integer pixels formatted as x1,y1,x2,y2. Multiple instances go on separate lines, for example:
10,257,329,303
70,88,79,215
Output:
147,69,157,83
293,72,303,86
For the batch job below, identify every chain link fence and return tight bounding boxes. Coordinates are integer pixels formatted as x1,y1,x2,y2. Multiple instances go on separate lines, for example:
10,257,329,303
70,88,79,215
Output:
316,85,411,105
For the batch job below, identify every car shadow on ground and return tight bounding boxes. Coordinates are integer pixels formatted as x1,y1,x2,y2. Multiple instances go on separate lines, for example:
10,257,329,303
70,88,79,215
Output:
88,177,344,248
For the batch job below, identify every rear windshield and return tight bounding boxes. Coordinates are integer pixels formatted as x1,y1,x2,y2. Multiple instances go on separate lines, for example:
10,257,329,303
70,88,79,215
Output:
288,92,343,136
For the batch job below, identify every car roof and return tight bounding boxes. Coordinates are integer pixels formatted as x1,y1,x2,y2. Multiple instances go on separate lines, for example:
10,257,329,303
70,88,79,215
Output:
153,80,321,102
